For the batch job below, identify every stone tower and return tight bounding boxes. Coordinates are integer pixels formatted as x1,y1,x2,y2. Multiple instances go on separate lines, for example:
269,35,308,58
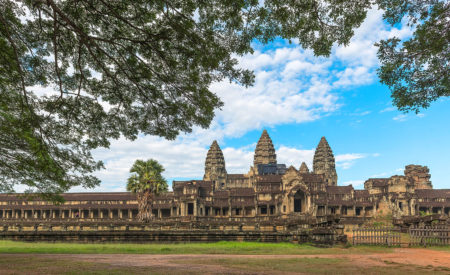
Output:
404,165,433,189
299,162,309,173
313,137,337,186
203,140,227,190
254,130,277,167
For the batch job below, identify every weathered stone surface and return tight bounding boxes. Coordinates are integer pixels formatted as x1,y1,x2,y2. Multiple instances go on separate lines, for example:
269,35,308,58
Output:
254,130,277,166
313,137,337,186
0,130,449,241
204,140,227,189
299,162,309,173
405,164,433,189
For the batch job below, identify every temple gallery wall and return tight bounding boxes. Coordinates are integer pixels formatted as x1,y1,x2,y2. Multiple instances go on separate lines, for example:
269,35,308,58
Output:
0,130,449,243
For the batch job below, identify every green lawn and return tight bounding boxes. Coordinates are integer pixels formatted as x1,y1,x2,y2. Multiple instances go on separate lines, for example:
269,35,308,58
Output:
0,240,394,254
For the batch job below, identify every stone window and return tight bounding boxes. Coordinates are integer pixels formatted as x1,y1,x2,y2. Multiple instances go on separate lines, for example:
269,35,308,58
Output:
283,205,286,212
260,206,267,215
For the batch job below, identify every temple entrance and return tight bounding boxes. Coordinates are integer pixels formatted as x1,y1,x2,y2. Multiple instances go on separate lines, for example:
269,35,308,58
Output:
294,190,305,213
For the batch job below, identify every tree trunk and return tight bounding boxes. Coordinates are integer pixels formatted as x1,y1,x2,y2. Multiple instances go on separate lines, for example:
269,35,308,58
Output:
137,190,152,222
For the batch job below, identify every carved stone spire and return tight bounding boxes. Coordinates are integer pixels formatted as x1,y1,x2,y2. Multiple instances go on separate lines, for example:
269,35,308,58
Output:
313,137,337,186
204,140,227,189
299,162,309,173
253,129,277,167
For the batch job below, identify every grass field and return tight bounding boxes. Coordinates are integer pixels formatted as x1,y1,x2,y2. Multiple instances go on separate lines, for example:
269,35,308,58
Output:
0,240,395,254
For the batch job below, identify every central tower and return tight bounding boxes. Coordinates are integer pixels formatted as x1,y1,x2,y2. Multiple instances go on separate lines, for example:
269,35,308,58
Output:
254,129,277,167
313,137,337,186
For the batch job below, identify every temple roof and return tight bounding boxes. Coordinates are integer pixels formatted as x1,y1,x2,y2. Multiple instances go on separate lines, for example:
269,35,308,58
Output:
299,162,309,173
254,130,277,166
313,137,337,185
327,185,353,194
416,189,450,198
204,140,226,180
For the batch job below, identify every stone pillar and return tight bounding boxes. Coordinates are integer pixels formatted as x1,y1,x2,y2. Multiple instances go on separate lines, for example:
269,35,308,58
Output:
180,203,185,217
194,201,197,217
307,196,311,213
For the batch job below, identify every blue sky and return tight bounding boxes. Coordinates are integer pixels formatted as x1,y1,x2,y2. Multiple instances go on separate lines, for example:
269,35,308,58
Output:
68,8,449,192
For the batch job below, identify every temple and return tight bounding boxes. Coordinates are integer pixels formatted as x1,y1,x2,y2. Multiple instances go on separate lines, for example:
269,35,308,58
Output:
0,130,449,226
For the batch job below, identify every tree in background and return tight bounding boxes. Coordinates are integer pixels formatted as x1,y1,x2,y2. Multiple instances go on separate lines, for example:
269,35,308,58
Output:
0,0,447,197
126,159,168,221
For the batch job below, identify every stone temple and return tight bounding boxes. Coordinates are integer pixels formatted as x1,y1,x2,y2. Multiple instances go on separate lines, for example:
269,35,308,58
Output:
0,130,449,235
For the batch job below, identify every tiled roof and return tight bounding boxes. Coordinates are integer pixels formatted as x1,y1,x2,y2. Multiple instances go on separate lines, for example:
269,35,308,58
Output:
0,192,136,201
227,174,247,179
327,185,353,194
354,190,370,197
415,189,450,198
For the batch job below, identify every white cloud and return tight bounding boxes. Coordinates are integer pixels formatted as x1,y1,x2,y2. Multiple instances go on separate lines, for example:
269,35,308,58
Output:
68,7,413,191
393,114,408,121
380,106,396,113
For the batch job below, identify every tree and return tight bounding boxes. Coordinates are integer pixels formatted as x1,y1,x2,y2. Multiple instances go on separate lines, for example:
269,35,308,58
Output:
376,0,449,113
126,159,168,221
0,0,447,197
0,0,370,196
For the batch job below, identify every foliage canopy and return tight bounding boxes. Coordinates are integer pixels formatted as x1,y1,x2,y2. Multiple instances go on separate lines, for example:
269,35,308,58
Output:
0,0,447,197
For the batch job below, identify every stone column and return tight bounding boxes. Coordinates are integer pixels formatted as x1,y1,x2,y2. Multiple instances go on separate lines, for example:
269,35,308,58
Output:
180,203,185,217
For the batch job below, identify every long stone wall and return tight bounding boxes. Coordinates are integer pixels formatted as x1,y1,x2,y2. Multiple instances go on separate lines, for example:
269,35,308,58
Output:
0,220,346,245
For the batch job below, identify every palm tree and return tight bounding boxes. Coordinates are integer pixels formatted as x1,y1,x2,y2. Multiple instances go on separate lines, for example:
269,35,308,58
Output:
126,159,168,221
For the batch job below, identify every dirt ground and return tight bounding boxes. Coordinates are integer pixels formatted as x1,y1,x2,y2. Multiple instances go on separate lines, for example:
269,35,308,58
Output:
23,248,448,274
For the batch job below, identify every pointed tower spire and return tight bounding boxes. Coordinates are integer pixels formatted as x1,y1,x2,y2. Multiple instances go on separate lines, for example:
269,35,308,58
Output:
313,137,337,186
204,140,227,189
299,162,310,173
253,130,277,167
